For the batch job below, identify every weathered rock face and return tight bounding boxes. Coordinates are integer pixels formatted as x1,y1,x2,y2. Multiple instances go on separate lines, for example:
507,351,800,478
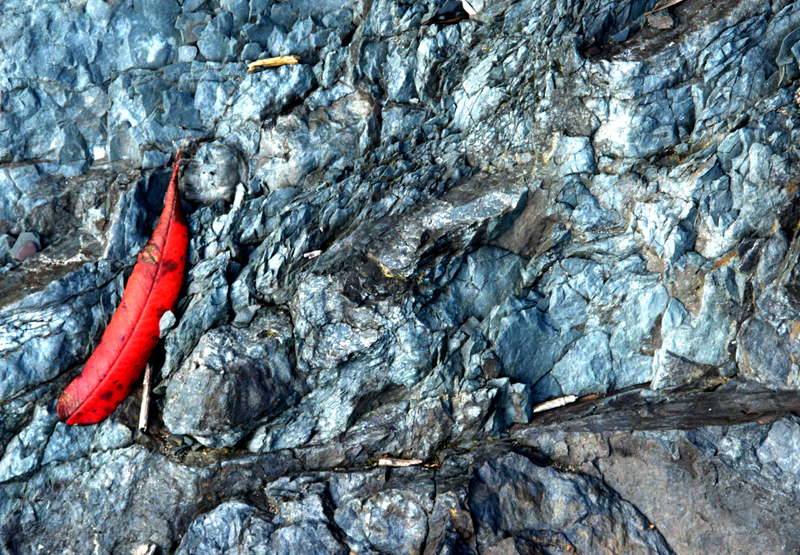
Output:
4,0,800,552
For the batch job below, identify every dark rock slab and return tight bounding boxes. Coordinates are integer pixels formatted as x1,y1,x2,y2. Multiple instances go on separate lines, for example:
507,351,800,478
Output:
163,309,298,447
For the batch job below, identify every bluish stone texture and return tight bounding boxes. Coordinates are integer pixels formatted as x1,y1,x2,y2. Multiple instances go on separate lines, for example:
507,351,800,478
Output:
4,0,800,553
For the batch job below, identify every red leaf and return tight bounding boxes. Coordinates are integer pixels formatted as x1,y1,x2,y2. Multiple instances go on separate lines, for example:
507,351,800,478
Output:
57,149,189,425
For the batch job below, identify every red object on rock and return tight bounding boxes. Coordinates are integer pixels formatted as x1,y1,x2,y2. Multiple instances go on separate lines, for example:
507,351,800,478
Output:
15,241,38,261
57,149,189,425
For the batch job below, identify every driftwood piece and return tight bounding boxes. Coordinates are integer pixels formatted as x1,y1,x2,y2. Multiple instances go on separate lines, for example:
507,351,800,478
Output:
533,394,578,413
376,457,424,467
247,55,301,72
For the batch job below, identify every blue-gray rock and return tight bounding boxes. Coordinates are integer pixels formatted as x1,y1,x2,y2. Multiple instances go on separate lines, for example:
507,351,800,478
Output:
737,318,796,389
183,142,247,204
163,310,297,447
468,450,672,553
174,501,275,555
493,302,575,391
198,12,235,62
6,0,800,552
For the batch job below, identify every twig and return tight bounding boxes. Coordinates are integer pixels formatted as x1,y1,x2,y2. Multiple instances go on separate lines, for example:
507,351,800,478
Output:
376,457,423,467
532,395,578,413
247,55,301,72
139,363,152,432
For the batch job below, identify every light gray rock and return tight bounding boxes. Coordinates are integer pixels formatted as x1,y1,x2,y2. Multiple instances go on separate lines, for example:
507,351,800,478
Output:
183,142,247,205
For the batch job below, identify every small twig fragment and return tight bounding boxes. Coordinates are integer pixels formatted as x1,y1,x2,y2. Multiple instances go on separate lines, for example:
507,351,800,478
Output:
533,394,578,413
644,0,686,16
247,55,301,72
138,363,152,433
303,250,322,259
377,457,424,467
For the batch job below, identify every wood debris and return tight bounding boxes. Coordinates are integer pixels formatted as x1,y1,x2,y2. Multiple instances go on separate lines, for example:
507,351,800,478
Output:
376,457,424,467
247,55,301,72
138,363,152,433
532,394,578,413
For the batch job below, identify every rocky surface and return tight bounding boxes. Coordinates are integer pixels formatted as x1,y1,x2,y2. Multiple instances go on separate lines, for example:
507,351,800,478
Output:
3,0,800,553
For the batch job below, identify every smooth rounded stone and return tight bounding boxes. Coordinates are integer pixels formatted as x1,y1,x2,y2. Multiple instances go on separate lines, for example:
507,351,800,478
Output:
11,231,40,261
182,142,247,204
178,44,199,62
174,501,275,555
737,318,796,388
163,310,297,448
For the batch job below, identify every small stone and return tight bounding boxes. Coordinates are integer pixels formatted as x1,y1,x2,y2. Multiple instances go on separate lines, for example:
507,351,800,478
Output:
11,232,41,262
182,142,247,205
14,241,38,262
141,150,171,170
648,12,675,30
178,45,198,63
240,42,262,61
159,310,177,338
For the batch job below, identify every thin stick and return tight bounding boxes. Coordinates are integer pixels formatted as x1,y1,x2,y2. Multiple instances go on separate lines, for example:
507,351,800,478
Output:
139,363,152,432
532,394,578,413
247,55,301,72
376,457,423,467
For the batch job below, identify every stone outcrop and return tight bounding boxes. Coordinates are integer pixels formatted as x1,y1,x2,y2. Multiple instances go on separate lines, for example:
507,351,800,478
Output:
4,0,800,553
